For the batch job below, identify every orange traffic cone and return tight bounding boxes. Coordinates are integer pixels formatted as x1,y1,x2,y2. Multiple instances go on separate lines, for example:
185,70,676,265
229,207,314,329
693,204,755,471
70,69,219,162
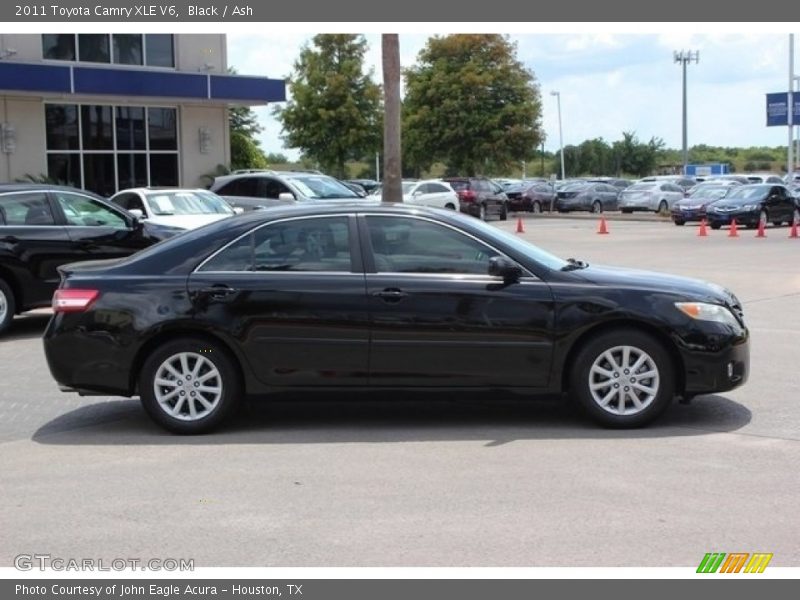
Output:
597,216,609,235
790,218,799,239
756,219,766,238
728,219,739,238
516,217,525,234
697,219,708,237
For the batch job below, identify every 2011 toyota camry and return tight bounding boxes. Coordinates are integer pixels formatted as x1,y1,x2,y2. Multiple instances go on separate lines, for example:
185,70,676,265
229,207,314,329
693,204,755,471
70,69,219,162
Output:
43,204,749,434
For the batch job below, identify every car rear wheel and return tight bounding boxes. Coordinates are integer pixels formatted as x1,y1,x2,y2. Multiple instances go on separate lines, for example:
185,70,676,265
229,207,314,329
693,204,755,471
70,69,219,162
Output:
621,208,633,214
658,200,668,214
479,204,487,221
570,329,675,427
531,201,542,214
591,200,602,213
499,203,508,221
139,337,241,434
673,220,685,226
444,203,456,210
710,223,722,230
0,278,15,335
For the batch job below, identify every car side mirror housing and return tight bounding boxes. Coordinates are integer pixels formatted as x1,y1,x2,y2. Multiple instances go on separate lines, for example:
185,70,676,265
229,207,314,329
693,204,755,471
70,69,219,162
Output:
278,192,296,203
129,208,145,219
488,256,523,283
233,207,245,215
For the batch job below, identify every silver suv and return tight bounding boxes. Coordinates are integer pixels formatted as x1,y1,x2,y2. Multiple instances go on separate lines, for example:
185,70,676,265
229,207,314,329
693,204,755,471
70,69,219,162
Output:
210,170,365,211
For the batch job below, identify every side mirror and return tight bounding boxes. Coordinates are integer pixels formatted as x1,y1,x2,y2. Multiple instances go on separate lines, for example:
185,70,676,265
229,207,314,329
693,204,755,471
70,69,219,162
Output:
278,192,296,203
129,208,145,219
488,256,523,283
412,190,423,196
233,207,245,215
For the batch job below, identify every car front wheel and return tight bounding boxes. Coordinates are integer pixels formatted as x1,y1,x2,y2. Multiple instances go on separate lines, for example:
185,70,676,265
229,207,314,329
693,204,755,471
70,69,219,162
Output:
0,278,15,335
499,203,508,221
570,329,675,427
658,200,668,214
591,200,602,213
139,337,241,434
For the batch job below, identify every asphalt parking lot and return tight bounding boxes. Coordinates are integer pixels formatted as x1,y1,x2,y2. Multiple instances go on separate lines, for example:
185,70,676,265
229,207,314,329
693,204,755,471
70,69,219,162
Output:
1,216,798,567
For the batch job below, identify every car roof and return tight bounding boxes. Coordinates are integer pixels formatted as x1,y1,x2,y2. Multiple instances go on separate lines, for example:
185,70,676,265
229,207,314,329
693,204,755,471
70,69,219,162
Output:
0,183,99,195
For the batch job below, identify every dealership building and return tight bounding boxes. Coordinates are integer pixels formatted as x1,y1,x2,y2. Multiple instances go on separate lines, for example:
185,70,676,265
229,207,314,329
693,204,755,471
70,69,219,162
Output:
0,34,285,195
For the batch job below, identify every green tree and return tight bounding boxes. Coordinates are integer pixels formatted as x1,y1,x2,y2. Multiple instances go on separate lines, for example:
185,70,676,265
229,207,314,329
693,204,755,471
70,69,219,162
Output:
227,67,269,170
612,131,663,177
403,34,543,175
274,34,382,179
265,152,290,164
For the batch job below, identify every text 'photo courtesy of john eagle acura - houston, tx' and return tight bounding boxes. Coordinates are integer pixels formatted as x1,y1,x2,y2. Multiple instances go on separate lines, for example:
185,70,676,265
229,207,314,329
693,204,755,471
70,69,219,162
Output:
42,203,749,434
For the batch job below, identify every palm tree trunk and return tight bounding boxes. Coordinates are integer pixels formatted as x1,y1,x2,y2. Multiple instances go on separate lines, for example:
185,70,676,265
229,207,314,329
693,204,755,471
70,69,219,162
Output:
382,34,402,203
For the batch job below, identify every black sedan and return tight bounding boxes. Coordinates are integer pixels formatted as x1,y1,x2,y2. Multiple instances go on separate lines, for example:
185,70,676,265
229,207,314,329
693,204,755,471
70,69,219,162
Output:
506,182,556,213
555,182,619,213
670,184,735,225
705,184,799,230
44,204,749,433
0,184,182,334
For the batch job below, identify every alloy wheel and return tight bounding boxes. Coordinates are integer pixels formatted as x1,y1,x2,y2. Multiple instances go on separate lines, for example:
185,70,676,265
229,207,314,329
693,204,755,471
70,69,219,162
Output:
153,352,223,421
588,345,660,416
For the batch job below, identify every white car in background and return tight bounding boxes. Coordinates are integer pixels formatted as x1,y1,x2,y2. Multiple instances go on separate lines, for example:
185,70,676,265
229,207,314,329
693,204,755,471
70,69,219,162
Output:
110,188,238,230
402,180,459,209
618,181,685,214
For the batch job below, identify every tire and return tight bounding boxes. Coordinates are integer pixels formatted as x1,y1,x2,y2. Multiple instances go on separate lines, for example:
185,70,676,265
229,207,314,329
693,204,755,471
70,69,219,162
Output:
532,201,542,214
591,200,602,214
0,278,15,335
499,203,508,221
444,203,456,210
772,221,782,227
673,220,685,226
657,200,668,215
569,329,675,428
139,337,242,434
621,208,633,214
478,204,487,221
710,223,722,230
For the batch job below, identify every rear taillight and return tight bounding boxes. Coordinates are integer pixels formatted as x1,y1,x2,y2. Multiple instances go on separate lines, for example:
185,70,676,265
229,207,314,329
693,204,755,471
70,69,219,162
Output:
53,289,100,313
458,189,477,203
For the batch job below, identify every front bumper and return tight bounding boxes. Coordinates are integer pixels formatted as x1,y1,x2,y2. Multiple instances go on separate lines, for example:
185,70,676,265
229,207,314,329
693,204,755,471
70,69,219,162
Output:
671,207,706,222
678,329,749,395
706,210,759,226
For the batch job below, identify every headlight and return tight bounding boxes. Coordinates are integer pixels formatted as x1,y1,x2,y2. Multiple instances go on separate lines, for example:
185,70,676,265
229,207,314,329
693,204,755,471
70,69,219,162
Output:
675,302,740,327
741,204,758,211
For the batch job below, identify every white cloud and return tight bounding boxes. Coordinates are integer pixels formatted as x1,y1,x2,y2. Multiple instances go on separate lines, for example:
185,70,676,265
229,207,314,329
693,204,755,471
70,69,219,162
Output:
227,32,799,163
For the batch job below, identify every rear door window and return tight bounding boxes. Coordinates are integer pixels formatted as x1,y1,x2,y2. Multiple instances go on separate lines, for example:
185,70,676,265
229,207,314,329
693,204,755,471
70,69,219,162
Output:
0,192,55,225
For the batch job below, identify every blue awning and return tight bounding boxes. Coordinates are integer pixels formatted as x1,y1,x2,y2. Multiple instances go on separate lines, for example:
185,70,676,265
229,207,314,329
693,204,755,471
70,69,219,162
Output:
0,61,285,104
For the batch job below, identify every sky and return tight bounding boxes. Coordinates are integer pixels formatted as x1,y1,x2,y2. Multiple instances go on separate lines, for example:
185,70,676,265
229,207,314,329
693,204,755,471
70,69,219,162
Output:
227,32,798,161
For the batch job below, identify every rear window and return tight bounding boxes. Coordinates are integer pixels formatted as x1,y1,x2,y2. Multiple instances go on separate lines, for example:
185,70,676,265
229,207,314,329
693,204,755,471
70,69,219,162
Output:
627,183,657,191
447,180,469,192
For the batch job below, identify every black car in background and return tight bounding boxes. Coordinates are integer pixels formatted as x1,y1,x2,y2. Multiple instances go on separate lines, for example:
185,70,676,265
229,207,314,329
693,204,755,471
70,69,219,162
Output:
670,185,735,225
555,182,619,213
506,181,556,213
442,177,509,221
0,184,181,334
705,184,799,230
44,204,749,434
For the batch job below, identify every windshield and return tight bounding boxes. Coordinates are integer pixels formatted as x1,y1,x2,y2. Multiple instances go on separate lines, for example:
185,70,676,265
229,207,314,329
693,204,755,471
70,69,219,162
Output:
725,185,771,200
145,191,234,216
286,175,360,199
562,182,589,191
456,213,568,271
689,186,729,200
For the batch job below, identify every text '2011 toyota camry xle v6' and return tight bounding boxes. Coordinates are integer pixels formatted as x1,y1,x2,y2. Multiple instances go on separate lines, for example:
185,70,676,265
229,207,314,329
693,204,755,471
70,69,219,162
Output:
43,204,749,434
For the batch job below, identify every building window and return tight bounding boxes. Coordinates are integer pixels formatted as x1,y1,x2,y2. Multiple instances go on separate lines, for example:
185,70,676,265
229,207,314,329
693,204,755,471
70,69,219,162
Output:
78,34,110,63
42,35,75,61
45,103,180,196
42,35,174,68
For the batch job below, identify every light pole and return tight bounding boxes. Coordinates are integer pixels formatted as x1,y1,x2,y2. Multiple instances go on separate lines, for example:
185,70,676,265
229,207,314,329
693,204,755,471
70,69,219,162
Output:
550,91,565,180
674,50,699,175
